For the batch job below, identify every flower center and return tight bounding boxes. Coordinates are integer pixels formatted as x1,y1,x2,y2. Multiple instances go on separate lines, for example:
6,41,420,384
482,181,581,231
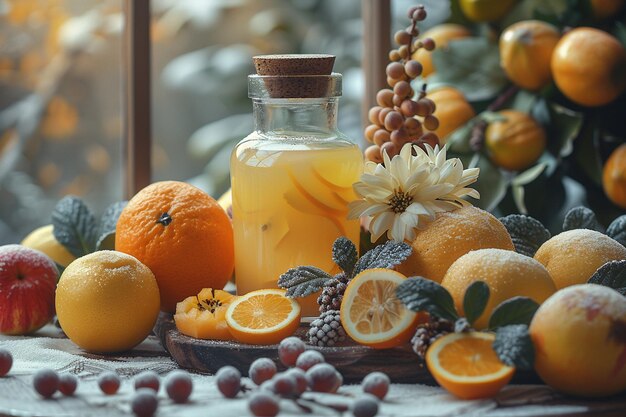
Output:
389,190,413,213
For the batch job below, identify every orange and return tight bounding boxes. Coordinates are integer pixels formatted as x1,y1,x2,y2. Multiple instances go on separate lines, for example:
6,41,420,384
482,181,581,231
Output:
485,110,546,171
115,181,234,312
225,289,301,345
396,206,515,283
21,224,76,267
529,284,626,397
591,0,625,19
340,269,425,349
174,288,236,340
442,249,556,329
499,20,560,91
534,229,626,289
55,250,160,353
603,144,626,209
426,332,515,399
459,0,516,22
411,24,471,78
427,87,475,143
551,27,626,107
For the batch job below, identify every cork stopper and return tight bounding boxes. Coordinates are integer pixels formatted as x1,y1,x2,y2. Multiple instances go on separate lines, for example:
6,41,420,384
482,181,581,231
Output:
250,54,340,99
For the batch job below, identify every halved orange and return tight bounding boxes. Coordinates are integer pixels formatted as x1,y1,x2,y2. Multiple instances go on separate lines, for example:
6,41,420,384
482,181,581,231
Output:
225,289,301,345
340,269,424,349
174,288,236,340
426,332,515,399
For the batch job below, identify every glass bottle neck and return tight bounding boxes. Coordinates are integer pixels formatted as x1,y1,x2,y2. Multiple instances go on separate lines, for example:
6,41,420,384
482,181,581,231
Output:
252,98,339,139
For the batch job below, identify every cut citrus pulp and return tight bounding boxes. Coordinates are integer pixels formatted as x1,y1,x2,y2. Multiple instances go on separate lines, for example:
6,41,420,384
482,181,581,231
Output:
426,332,515,399
174,288,235,340
340,269,422,349
225,289,301,345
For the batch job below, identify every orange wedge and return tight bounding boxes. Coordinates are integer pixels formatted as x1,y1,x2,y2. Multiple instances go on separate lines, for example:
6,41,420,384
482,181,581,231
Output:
340,269,424,349
426,332,515,399
225,289,301,345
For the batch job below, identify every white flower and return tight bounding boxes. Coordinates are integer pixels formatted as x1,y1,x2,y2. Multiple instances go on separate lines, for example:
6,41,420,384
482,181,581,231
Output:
348,143,480,243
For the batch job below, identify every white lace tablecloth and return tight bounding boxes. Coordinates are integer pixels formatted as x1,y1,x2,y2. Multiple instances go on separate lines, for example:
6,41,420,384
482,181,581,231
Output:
0,325,624,417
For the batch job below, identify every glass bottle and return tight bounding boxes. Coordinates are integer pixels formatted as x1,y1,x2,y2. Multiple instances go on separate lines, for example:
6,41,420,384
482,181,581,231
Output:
230,55,363,316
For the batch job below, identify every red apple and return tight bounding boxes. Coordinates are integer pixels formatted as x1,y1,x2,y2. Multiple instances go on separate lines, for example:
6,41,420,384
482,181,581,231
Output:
0,244,58,335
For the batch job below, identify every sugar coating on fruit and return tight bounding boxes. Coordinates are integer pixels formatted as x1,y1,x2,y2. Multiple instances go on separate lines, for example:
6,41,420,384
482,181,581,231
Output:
58,374,78,396
132,388,158,417
98,371,121,395
271,373,296,397
134,371,160,392
248,391,280,417
396,206,514,283
249,357,278,385
352,393,380,417
165,370,192,403
0,349,12,377
0,244,58,272
278,336,306,367
295,349,325,371
534,229,626,289
33,369,59,398
362,371,390,400
286,368,308,394
306,363,343,393
216,366,241,398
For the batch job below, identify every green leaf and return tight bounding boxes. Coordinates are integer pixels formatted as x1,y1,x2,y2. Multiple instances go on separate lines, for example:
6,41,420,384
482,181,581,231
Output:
96,201,127,251
446,122,474,154
352,240,412,278
562,206,605,233
479,111,506,124
463,281,490,326
548,103,583,158
575,126,603,187
614,22,626,49
499,214,551,258
489,297,540,329
332,237,358,277
277,266,333,298
588,261,626,291
395,277,459,322
607,215,626,247
512,184,527,214
510,90,539,114
493,324,535,370
430,38,508,102
512,163,547,187
472,154,510,212
52,196,98,257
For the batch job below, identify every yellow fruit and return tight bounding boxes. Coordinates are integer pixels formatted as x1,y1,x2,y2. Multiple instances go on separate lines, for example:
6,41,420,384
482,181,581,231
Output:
551,27,626,107
55,250,160,353
485,110,546,171
442,248,556,329
396,206,515,283
225,289,301,345
603,144,626,209
20,224,76,267
174,288,236,340
529,284,626,397
427,87,475,142
426,332,515,399
340,268,426,349
411,24,471,77
499,20,560,90
459,0,516,22
534,229,626,289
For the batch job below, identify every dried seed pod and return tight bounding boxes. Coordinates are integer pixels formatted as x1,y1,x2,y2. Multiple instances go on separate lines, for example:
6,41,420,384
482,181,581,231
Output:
389,49,401,62
365,145,383,163
394,30,412,46
390,128,409,146
404,60,423,78
393,81,412,99
365,124,379,143
384,111,404,131
378,108,392,126
373,129,391,146
376,89,394,107
422,37,435,51
381,141,399,158
386,62,405,80
420,132,439,148
368,106,383,126
400,99,418,117
424,115,439,131
398,45,410,59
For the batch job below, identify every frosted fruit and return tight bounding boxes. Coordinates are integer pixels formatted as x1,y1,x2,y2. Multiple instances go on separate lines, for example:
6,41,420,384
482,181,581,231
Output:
396,206,515,283
442,249,556,329
534,229,626,289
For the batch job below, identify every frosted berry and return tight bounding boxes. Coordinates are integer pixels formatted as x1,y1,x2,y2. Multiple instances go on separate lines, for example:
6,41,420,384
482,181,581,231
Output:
352,393,380,417
286,368,308,395
295,350,325,371
33,369,59,398
278,337,306,367
362,372,390,400
249,358,277,385
248,391,280,417
135,371,160,392
305,363,343,393
165,370,192,403
132,388,158,417
98,372,120,395
271,373,296,397
0,349,12,377
59,374,78,396
216,366,241,398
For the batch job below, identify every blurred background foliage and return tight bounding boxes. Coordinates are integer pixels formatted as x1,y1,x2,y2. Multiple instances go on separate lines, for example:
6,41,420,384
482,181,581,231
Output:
1,0,625,243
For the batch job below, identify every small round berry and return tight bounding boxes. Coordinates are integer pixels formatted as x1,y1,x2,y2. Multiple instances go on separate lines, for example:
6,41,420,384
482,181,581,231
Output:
424,115,440,131
0,349,13,377
404,117,421,133
398,45,410,59
376,89,394,107
388,49,401,62
377,108,392,127
400,99,418,117
362,372,390,400
286,368,308,395
387,76,399,87
33,369,59,398
390,129,409,146
98,372,120,395
132,388,158,417
295,350,325,371
413,8,427,21
248,391,280,417
278,337,306,368
364,145,383,163
422,98,436,113
422,37,435,51
406,24,419,37
384,111,404,131
404,60,423,78
392,94,404,107
59,374,78,396
368,106,383,126
305,363,343,394
365,124,380,143
216,366,241,398
271,373,296,397
420,132,440,148
393,81,412,99
381,141,399,158
394,30,412,46
352,393,380,417
249,358,278,386
407,6,419,19
135,371,160,392
386,62,404,80
165,370,193,403
373,129,390,147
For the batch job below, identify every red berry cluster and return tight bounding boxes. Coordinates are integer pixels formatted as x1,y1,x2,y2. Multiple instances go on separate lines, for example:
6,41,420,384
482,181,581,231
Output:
364,5,440,163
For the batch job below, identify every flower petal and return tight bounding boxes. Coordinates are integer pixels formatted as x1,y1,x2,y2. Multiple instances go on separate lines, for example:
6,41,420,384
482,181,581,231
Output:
370,211,395,242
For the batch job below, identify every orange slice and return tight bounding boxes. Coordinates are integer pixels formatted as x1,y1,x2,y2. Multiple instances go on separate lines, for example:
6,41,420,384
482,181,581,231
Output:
426,332,515,399
174,288,235,340
225,289,301,345
340,269,424,349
